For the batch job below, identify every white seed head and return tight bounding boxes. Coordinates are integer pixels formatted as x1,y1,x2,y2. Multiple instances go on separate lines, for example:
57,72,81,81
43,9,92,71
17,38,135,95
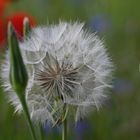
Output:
1,21,113,125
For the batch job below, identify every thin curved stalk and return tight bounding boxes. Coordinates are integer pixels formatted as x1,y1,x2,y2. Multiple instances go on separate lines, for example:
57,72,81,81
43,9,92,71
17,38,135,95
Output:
62,118,67,140
20,95,37,140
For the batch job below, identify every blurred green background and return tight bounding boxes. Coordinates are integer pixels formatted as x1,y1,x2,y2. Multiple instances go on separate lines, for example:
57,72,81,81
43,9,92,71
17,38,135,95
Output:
0,0,140,140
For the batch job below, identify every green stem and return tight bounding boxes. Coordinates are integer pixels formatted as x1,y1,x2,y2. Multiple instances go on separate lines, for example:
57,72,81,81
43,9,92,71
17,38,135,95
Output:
40,124,46,140
62,118,67,140
20,95,37,140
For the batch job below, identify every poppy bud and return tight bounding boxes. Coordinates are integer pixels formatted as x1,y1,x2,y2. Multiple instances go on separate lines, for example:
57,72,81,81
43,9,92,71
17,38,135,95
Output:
23,17,31,38
7,12,36,40
8,22,28,97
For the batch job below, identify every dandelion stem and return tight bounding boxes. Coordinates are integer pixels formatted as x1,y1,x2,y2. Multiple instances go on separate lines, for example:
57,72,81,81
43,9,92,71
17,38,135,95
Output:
40,124,46,140
62,118,67,140
20,93,37,140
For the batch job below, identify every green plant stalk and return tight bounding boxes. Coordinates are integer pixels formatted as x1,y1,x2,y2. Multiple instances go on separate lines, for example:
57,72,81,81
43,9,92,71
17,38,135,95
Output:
39,124,46,140
62,118,67,140
19,93,37,140
8,22,37,140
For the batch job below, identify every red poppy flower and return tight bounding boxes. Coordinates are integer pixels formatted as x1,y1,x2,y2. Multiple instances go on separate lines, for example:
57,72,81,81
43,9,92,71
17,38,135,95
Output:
0,0,16,16
0,12,36,48
0,19,6,48
7,12,36,39
0,0,7,16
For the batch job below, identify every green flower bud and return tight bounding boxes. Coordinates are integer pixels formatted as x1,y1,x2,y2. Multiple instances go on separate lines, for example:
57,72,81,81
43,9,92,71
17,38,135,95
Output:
8,22,28,96
23,17,31,38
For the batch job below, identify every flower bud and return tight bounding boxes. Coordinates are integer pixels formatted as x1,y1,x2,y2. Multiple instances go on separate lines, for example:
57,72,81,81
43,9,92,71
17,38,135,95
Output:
7,12,36,40
23,17,31,38
8,21,28,96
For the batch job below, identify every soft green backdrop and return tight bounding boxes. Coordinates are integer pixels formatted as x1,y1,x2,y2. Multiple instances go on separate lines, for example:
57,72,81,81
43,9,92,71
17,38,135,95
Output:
0,0,140,140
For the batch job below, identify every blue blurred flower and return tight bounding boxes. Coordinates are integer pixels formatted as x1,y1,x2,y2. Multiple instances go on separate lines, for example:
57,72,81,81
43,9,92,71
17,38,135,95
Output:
113,78,133,94
44,121,51,133
74,120,92,140
44,121,62,134
89,14,111,33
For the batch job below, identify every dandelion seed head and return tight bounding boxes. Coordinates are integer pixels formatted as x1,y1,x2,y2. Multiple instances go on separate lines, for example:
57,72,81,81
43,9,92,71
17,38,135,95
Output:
1,21,113,125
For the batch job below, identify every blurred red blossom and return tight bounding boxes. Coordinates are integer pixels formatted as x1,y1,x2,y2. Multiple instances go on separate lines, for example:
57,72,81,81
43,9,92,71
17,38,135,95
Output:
0,19,6,47
7,12,36,39
0,12,36,48
0,0,12,16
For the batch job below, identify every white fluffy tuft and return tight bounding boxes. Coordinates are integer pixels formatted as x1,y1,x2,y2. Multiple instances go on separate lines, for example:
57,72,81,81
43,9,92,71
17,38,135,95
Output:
1,21,113,125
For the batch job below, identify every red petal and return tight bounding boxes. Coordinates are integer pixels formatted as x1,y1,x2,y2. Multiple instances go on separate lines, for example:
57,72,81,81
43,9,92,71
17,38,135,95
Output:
0,19,6,47
0,0,7,16
6,12,36,39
